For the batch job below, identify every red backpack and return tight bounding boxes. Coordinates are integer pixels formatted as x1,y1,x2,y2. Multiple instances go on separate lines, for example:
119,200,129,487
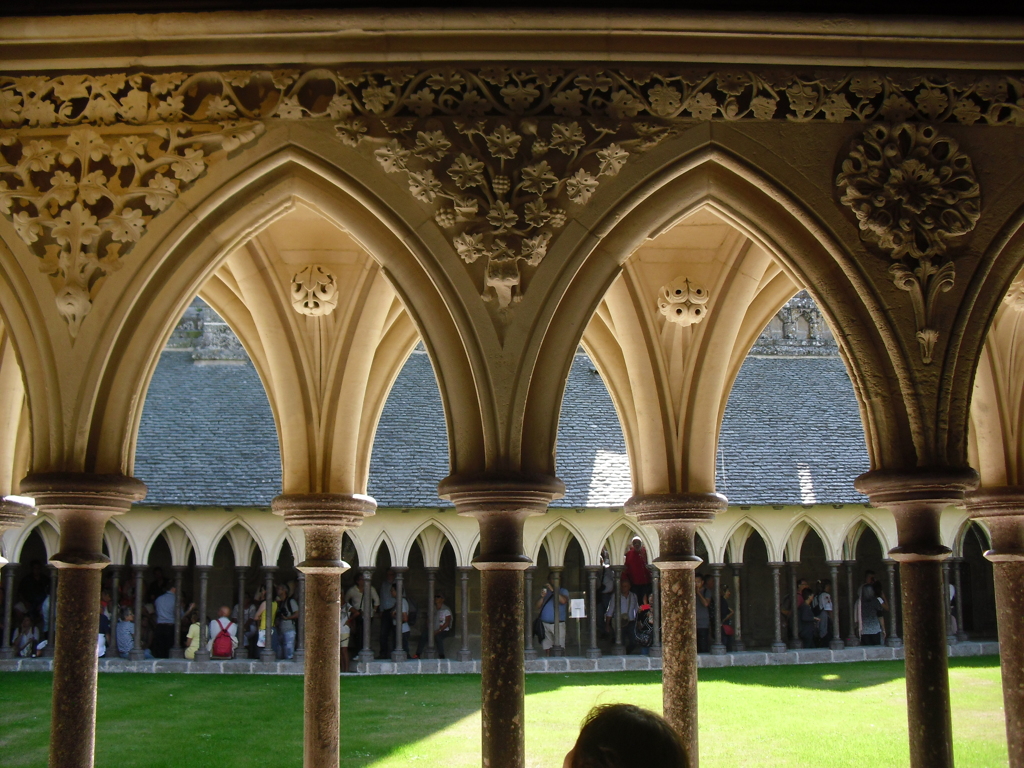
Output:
211,618,234,658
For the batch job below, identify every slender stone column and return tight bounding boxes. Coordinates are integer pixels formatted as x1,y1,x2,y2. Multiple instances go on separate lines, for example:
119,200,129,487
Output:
194,566,212,662
44,565,58,657
105,565,120,658
391,567,408,662
549,566,564,657
966,488,1024,768
19,473,145,768
260,566,277,663
941,561,954,643
626,492,727,768
856,468,977,768
423,567,438,659
130,565,146,660
770,563,786,653
295,571,306,664
611,565,625,656
169,566,186,659
357,568,375,664
952,558,968,642
730,564,744,653
787,562,801,649
524,567,538,661
585,566,601,659
885,559,902,647
845,560,859,647
440,476,562,768
827,561,844,650
456,566,472,662
235,566,249,659
649,566,662,658
0,562,19,659
710,564,725,655
272,493,374,768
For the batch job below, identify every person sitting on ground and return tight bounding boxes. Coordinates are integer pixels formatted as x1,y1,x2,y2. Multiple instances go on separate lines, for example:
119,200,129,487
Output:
115,606,153,659
415,592,453,659
797,587,819,648
536,572,570,656
183,611,201,660
605,576,640,653
11,615,40,658
563,703,687,768
208,606,238,659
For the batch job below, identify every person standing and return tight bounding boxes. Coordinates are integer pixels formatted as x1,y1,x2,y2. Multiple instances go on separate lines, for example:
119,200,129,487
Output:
695,573,711,653
857,570,883,645
152,585,191,658
416,592,454,659
814,580,834,647
797,588,819,648
720,585,735,653
604,577,640,654
274,585,299,660
379,568,396,659
344,573,379,658
599,548,615,636
536,572,569,655
623,537,651,601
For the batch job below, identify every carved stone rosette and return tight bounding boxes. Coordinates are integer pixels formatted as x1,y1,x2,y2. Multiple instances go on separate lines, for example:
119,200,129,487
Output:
658,277,710,327
290,265,339,317
836,123,980,363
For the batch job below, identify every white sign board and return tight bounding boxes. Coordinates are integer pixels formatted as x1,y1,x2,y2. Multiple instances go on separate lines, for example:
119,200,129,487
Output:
570,598,586,618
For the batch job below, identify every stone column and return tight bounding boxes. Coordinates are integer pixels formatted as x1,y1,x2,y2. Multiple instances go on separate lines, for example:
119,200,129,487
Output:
585,566,601,659
130,565,147,660
549,566,564,657
650,565,663,658
105,565,120,658
885,559,902,647
357,568,374,664
788,562,800,649
272,493,374,768
194,566,211,662
856,468,977,768
0,562,18,659
295,571,306,664
19,473,145,768
611,565,625,656
952,558,968,642
523,567,538,660
941,561,954,643
767,562,786,653
965,488,1024,768
626,493,727,768
44,564,58,657
710,563,725,655
235,566,249,659
260,566,277,663
170,566,186,659
827,561,844,650
456,566,472,662
423,567,438,659
440,476,562,768
730,564,744,653
845,560,859,647
391,567,408,662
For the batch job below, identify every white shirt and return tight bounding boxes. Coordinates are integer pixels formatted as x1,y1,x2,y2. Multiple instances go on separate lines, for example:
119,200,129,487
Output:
605,592,639,622
397,598,410,633
435,605,453,632
345,584,380,612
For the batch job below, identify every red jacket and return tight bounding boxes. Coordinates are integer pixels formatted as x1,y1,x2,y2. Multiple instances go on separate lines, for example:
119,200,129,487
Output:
624,548,651,586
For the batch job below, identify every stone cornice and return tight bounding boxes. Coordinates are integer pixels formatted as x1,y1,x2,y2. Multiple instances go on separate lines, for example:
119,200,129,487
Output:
3,11,1024,71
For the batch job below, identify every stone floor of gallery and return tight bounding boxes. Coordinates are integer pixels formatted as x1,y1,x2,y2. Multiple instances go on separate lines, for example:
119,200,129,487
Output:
0,657,1007,768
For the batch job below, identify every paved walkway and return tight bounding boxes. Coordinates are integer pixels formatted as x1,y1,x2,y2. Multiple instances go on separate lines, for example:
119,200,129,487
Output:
0,640,998,676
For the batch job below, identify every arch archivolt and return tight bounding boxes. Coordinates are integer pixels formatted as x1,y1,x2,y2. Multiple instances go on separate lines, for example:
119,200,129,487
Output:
208,520,264,568
10,514,58,562
722,517,779,564
404,520,458,569
598,518,658,566
141,518,199,567
783,518,840,562
527,517,591,568
841,515,894,559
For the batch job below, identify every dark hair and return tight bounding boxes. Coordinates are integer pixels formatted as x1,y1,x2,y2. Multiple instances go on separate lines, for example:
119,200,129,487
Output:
865,570,875,578
801,587,813,600
434,592,444,600
570,704,686,768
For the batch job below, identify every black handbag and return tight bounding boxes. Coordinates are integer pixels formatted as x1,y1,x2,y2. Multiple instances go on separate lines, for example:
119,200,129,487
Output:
533,591,554,644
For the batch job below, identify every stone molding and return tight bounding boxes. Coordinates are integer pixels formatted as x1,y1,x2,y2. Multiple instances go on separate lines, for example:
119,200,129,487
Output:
290,265,339,317
658,277,709,327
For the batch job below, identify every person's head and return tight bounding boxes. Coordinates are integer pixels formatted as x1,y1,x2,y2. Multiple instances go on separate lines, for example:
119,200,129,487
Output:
189,611,199,625
865,570,876,584
797,578,809,592
243,594,251,608
619,576,632,595
256,586,266,600
704,573,715,589
434,592,445,607
355,573,365,589
121,606,133,622
723,586,732,600
276,584,287,600
801,587,813,603
564,704,686,768
872,582,884,598
822,579,832,593
218,606,231,618
390,584,397,598
631,536,642,551
695,573,704,587
19,615,32,631
386,567,395,581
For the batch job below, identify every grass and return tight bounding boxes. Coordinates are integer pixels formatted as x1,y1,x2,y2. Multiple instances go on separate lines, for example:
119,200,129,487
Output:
0,657,1007,767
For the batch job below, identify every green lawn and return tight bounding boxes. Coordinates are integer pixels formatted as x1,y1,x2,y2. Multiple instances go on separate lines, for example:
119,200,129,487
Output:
0,657,1007,767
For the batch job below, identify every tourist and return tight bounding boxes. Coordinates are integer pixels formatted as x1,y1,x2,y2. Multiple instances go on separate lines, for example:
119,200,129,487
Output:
605,576,639,653
11,615,40,658
814,579,834,646
623,537,651,600
389,583,410,657
151,584,178,658
208,606,237,659
720,585,735,652
416,592,453,659
147,567,168,603
379,568,397,659
253,586,276,653
97,603,109,657
536,571,569,655
704,572,718,634
563,703,687,768
798,587,819,647
857,570,883,645
874,581,889,642
340,599,352,672
599,548,614,637
116,606,152,659
780,577,809,641
274,584,299,660
183,610,201,660
344,573,379,658
694,573,710,653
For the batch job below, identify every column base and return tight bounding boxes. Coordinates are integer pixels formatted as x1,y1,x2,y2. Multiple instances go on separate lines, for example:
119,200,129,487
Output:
955,631,969,642
947,634,959,645
647,646,662,658
829,639,845,650
456,650,472,661
771,642,788,653
845,636,859,647
0,648,13,660
710,644,727,655
886,637,903,648
292,649,305,663
356,648,374,664
613,644,626,656
524,649,538,660
787,640,803,650
585,648,602,659
194,650,211,662
391,650,407,662
259,649,276,663
128,649,146,661
550,646,564,657
422,648,438,660
169,649,184,659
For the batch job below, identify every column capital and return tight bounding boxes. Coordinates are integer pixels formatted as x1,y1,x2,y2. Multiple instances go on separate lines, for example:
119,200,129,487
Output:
584,565,602,573
457,565,474,574
626,493,726,567
826,560,843,568
966,486,1024,560
172,565,189,574
271,493,376,529
131,564,149,574
392,566,409,575
234,565,248,574
769,561,785,568
195,565,213,574
262,565,279,575
424,566,439,574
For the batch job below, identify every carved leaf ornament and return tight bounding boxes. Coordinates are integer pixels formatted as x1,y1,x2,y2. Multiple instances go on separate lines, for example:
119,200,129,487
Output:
0,69,1015,334
837,124,980,363
291,265,339,317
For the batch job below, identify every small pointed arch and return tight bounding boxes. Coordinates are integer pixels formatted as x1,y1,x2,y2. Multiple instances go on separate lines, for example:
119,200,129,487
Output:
343,529,369,571
723,517,780,564
369,530,398,567
12,515,59,562
207,518,266,568
954,519,992,557
784,517,838,562
530,517,592,567
465,530,481,568
600,520,657,565
103,518,136,566
404,519,458,569
142,518,199,567
842,516,892,559
269,528,303,567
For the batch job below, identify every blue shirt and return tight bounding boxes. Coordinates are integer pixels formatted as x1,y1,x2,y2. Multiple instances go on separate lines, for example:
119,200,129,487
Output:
540,588,569,623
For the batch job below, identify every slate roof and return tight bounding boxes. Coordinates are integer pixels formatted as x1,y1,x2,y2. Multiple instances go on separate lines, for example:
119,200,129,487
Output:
135,300,870,507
